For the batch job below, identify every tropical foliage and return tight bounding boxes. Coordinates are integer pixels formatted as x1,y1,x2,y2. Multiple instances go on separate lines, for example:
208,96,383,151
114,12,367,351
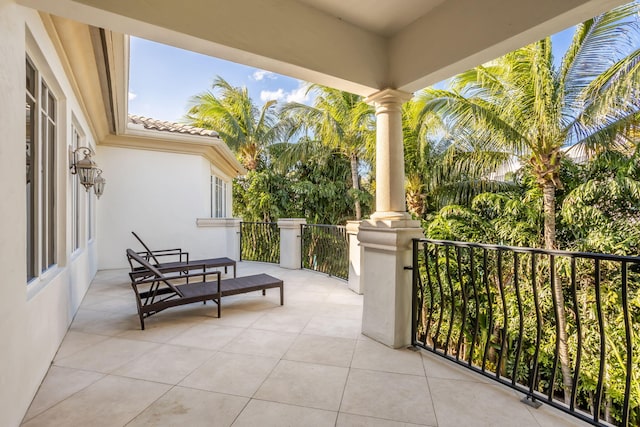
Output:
232,138,370,224
186,79,373,223
280,85,375,220
412,3,640,250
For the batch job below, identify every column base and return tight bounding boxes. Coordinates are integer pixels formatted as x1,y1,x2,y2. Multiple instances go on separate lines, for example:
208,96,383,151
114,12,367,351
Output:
369,211,413,221
358,219,423,348
346,221,363,294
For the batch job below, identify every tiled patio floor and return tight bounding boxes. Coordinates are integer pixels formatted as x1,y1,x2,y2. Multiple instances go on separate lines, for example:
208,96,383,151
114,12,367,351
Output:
22,262,586,426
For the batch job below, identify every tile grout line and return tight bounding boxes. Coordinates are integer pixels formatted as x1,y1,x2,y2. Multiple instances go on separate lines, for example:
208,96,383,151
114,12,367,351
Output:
421,349,440,427
20,369,106,425
231,297,306,425
334,331,360,426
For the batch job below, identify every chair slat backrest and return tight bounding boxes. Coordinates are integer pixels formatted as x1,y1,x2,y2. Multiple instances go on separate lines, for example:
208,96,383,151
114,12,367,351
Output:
126,248,184,297
131,231,161,265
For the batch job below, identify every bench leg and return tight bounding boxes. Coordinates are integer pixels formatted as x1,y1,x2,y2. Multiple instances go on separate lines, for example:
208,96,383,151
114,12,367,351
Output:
280,286,284,305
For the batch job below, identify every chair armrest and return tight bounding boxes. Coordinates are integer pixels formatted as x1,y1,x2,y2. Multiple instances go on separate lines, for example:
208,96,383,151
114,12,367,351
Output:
131,269,220,286
179,267,220,283
153,249,189,263
137,249,189,263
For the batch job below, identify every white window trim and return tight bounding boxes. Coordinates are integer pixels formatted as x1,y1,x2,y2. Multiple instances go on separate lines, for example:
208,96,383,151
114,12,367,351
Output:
70,123,82,254
26,28,66,293
211,175,228,218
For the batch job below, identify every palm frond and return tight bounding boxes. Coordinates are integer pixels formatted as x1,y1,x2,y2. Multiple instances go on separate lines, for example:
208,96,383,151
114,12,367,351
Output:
562,3,640,112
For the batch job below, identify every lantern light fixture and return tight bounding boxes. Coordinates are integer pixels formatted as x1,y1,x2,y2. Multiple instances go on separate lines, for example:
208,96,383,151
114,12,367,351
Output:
69,146,98,191
93,169,106,198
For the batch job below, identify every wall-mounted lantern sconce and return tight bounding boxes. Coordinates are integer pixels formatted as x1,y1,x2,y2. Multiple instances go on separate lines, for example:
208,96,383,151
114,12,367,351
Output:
69,147,98,191
93,169,106,199
69,147,106,198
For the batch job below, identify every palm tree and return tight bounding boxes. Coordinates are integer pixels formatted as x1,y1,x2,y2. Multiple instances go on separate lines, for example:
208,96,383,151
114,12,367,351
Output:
403,98,514,218
185,76,280,171
414,3,640,403
280,85,375,220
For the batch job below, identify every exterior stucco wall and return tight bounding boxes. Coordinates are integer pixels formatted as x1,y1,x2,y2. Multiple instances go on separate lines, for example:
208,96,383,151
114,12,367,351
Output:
0,4,98,427
97,145,234,269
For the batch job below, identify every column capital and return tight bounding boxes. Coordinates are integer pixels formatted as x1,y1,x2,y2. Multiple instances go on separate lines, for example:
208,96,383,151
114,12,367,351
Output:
365,88,413,107
277,218,307,229
196,217,241,228
345,220,362,235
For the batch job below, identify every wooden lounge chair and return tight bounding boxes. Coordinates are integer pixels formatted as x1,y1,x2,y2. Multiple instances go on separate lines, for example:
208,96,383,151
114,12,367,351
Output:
127,249,284,329
129,231,236,278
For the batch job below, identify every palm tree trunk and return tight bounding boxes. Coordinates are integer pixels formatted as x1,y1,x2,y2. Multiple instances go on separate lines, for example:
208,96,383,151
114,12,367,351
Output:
543,183,557,250
350,154,362,220
543,182,573,403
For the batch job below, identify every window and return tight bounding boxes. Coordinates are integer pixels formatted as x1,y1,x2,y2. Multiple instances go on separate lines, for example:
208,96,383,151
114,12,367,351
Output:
211,176,227,218
26,56,57,282
71,125,81,251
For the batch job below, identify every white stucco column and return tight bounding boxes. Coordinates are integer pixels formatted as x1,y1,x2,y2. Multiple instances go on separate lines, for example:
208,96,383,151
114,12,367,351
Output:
346,221,363,294
366,89,413,220
277,218,306,269
360,89,424,348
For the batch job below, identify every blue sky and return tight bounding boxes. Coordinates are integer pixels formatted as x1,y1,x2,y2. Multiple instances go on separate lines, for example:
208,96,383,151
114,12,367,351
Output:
128,28,576,123
128,38,310,122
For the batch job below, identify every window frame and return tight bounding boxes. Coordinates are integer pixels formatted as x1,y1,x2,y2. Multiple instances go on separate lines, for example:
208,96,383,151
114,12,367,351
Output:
26,54,59,283
211,175,228,218
26,57,37,282
70,124,84,253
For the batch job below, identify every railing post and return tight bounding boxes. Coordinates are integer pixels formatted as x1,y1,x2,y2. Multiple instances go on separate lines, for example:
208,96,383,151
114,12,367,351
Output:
195,217,241,261
346,221,363,294
227,218,241,261
277,218,306,269
410,238,419,347
239,222,243,261
359,219,424,348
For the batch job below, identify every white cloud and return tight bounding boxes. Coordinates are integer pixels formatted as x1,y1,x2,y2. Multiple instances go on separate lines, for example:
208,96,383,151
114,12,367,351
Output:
252,70,277,81
260,88,285,102
259,84,310,105
285,85,309,103
128,91,138,101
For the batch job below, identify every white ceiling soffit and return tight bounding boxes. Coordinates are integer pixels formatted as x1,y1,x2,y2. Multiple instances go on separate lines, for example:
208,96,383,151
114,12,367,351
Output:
296,0,446,37
18,0,630,96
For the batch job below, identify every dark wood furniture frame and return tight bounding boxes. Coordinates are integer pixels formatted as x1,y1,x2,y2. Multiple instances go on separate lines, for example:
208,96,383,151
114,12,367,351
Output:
130,231,236,278
127,249,284,329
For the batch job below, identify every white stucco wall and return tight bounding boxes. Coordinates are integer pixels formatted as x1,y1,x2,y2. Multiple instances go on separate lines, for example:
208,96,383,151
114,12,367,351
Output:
0,4,98,426
97,145,234,269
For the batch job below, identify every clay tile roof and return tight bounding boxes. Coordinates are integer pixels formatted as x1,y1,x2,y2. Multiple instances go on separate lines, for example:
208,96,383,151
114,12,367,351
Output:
128,115,219,138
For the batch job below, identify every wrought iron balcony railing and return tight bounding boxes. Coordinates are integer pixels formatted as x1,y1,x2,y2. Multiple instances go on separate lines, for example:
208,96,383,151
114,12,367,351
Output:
411,238,639,427
239,222,280,264
301,224,348,280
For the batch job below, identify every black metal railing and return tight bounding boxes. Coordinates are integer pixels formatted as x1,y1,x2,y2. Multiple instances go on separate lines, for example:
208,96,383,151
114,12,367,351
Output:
301,224,348,280
411,238,639,427
240,222,280,263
